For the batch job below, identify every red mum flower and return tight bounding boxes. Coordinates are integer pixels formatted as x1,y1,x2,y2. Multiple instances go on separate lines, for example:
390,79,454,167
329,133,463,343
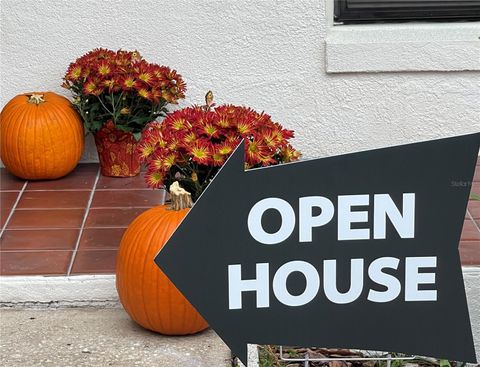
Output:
281,127,295,140
83,78,102,95
260,129,281,148
245,139,269,167
281,144,302,163
236,120,254,136
189,141,211,165
217,141,234,155
144,169,165,189
66,64,82,81
103,79,116,92
170,116,187,131
201,123,219,138
138,70,154,85
183,131,197,144
138,88,152,101
211,148,226,166
120,76,140,91
137,141,157,160
97,61,112,76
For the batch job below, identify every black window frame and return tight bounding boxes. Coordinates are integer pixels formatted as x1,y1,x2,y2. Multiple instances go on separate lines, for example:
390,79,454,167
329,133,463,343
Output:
334,0,480,23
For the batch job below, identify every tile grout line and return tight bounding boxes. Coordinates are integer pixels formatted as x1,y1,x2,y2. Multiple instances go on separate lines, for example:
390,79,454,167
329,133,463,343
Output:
14,206,155,211
3,226,129,231
467,209,480,233
0,248,118,253
22,188,155,192
66,168,101,276
0,181,28,238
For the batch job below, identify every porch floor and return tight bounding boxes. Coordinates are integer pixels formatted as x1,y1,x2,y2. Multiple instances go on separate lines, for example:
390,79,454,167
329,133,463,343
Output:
0,164,165,276
1,160,480,276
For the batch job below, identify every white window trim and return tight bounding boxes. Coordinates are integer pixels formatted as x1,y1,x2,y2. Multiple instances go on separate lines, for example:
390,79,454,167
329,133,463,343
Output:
325,0,480,73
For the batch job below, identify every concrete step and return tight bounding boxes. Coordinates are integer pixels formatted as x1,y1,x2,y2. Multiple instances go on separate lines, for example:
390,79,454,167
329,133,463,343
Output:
0,308,232,367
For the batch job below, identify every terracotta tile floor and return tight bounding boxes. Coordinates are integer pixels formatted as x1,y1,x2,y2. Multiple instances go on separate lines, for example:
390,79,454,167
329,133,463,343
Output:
1,160,480,276
0,164,166,276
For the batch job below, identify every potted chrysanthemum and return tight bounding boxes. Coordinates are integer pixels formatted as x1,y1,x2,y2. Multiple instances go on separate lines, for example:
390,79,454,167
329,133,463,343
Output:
62,48,186,177
137,92,301,200
115,92,301,336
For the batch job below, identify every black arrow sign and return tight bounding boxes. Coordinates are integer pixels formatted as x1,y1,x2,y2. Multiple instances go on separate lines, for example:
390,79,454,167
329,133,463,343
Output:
155,133,479,365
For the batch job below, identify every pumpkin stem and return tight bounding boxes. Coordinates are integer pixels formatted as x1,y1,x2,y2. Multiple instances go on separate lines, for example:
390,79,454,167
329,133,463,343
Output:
28,94,45,105
168,181,193,211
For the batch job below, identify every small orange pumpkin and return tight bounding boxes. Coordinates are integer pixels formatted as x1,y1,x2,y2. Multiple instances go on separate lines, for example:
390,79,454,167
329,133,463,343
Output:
116,185,208,335
0,92,84,180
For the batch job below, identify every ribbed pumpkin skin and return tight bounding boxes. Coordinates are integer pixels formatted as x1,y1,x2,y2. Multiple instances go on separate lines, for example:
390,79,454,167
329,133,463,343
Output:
116,205,209,335
0,92,84,180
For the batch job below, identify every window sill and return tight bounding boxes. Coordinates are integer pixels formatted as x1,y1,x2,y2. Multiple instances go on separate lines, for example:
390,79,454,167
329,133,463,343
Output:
325,22,480,73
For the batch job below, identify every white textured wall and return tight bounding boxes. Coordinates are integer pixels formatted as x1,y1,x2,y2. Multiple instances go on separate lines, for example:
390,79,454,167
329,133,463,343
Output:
1,0,479,163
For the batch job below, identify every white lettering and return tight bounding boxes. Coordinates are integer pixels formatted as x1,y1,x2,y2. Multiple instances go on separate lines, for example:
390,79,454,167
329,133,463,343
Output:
374,194,415,239
368,257,401,302
338,195,370,241
247,198,295,245
228,263,270,310
272,261,320,307
299,196,335,242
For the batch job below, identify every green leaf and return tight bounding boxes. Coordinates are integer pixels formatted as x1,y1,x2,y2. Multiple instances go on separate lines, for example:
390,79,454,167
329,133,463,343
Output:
133,132,142,141
115,125,134,133
439,360,451,367
470,192,480,201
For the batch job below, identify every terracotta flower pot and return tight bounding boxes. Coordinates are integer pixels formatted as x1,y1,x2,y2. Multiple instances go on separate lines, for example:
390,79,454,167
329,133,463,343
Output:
94,121,140,177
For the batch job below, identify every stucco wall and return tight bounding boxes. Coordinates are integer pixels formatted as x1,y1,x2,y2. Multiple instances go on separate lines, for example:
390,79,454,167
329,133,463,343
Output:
1,0,479,164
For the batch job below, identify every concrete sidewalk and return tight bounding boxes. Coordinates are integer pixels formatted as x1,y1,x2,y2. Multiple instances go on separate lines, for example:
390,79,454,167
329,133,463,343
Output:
0,308,231,367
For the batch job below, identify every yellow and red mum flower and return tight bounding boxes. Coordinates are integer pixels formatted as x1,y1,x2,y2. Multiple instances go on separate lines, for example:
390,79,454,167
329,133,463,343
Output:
138,71,154,85
190,141,211,165
144,169,164,189
260,129,281,148
67,65,82,81
138,88,152,101
162,153,177,169
202,123,219,138
212,151,225,166
83,78,100,95
170,117,187,130
245,140,262,166
237,120,254,135
281,144,302,163
281,127,295,140
121,76,140,90
217,142,234,155
217,117,230,128
137,141,156,159
149,153,165,171
183,131,197,144
97,62,112,76
103,79,116,91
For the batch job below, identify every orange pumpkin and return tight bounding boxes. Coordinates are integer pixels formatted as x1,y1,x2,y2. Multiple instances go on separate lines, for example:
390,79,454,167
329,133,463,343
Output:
116,187,208,335
0,92,84,180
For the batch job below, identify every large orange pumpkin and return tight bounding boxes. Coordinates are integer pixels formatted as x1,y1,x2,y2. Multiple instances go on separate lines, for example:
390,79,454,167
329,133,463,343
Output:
116,188,208,335
0,92,84,180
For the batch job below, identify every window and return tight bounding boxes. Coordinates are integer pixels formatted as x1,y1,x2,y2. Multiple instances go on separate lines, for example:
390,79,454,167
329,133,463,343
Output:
335,0,480,23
